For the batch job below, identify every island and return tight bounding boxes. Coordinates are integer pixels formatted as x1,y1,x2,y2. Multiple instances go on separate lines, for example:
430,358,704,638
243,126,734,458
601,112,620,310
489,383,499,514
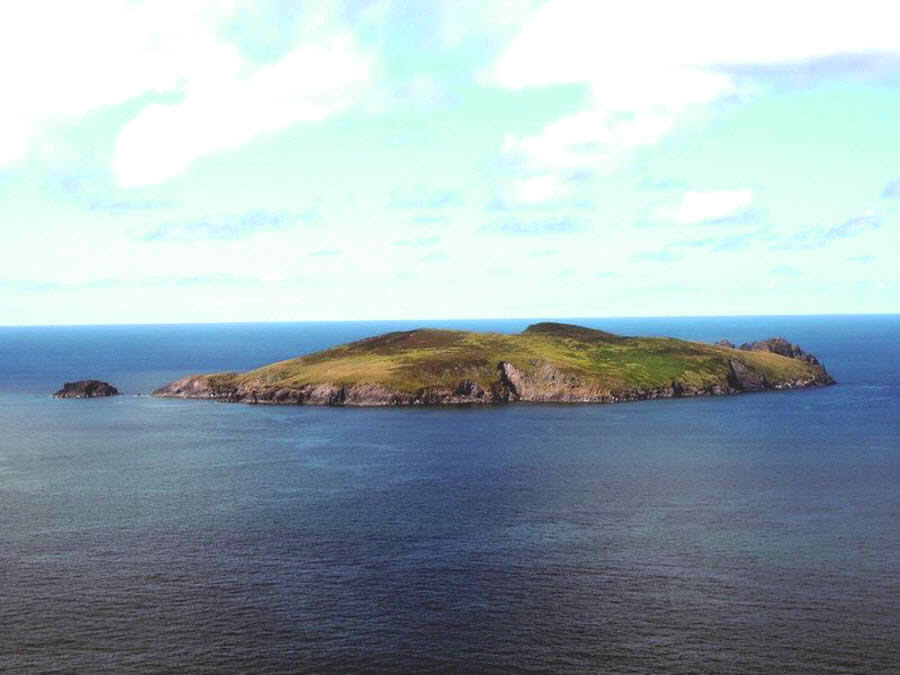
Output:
152,322,834,407
54,380,119,398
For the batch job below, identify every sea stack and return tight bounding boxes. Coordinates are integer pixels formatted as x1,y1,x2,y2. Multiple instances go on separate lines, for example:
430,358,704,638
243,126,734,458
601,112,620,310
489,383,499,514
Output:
54,380,119,399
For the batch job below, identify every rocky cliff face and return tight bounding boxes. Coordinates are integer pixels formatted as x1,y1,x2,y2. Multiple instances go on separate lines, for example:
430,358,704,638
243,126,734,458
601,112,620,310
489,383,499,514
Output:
54,380,119,398
739,337,823,366
153,336,834,407
153,374,491,406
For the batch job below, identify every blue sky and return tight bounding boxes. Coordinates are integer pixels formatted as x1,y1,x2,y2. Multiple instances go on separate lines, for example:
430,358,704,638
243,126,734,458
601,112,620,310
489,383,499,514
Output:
1,0,898,325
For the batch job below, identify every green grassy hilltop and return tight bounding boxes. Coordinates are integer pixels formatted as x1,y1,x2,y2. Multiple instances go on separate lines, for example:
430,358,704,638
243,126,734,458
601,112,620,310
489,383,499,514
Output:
155,322,834,406
245,323,807,391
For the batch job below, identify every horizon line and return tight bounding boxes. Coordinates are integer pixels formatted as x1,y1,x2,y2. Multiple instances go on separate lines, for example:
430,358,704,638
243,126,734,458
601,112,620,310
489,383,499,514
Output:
2,311,898,329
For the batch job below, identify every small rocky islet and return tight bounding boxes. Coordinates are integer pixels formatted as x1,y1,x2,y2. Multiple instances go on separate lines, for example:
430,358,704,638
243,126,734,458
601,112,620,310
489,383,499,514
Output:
54,380,119,399
152,322,834,407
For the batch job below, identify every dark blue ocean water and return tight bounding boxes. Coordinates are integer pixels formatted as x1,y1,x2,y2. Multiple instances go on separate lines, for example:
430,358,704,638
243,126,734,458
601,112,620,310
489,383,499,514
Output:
1,316,898,673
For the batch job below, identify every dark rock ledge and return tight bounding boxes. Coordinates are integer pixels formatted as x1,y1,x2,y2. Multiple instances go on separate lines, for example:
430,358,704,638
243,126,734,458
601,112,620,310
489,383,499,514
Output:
738,336,824,366
54,380,119,399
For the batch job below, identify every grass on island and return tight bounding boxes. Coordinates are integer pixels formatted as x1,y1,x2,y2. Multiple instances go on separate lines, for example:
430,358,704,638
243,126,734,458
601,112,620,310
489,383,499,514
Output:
206,322,817,395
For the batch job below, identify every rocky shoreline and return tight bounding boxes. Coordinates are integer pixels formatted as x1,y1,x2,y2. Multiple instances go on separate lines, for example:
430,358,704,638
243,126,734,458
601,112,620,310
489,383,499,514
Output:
153,337,834,407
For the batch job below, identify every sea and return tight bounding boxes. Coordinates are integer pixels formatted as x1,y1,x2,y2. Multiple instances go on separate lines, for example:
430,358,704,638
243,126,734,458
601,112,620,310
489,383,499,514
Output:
1,315,898,673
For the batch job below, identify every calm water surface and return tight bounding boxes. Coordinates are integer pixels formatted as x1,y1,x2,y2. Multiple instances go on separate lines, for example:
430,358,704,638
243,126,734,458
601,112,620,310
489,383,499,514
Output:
1,316,898,672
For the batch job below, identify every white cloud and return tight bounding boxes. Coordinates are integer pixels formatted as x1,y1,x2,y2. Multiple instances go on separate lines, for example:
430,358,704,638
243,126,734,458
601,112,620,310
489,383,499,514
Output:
504,108,674,171
0,1,372,185
0,122,30,166
115,32,372,186
658,190,754,225
490,0,900,173
495,49,733,176
511,174,571,203
491,0,900,91
440,0,539,47
0,1,233,166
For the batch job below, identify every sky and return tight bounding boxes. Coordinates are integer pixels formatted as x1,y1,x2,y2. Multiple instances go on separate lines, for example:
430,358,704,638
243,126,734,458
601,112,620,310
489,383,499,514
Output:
1,0,899,325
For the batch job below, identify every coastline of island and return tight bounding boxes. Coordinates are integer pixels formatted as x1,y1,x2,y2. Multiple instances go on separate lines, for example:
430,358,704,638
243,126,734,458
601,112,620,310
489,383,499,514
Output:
151,322,834,408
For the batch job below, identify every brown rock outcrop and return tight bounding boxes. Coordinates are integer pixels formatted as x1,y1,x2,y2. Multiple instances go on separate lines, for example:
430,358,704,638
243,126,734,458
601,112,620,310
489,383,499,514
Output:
54,380,119,398
739,337,822,366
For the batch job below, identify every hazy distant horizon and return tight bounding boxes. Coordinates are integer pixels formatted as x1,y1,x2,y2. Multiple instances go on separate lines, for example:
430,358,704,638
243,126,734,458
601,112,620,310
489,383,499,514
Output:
3,310,899,330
